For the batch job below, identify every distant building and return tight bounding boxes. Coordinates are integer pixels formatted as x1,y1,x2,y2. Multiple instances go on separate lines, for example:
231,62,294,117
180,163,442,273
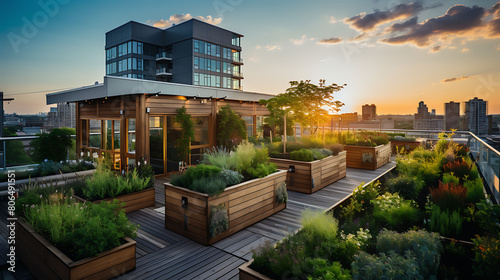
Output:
330,113,359,128
362,104,376,120
445,101,460,130
44,103,76,129
349,120,395,130
465,97,488,135
414,101,444,130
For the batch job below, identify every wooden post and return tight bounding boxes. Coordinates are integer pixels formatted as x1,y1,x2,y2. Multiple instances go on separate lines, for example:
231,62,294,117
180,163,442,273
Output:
75,102,81,160
120,97,126,172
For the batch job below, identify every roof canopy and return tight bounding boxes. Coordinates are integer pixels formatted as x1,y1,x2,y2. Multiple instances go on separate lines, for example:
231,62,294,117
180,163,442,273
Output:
46,76,275,104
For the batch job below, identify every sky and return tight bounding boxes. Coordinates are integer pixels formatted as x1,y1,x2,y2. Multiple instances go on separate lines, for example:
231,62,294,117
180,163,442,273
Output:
0,0,499,115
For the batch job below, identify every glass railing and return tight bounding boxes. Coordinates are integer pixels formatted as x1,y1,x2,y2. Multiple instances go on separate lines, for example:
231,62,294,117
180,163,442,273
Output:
156,52,172,60
232,57,243,63
156,68,172,75
468,133,500,204
232,72,243,78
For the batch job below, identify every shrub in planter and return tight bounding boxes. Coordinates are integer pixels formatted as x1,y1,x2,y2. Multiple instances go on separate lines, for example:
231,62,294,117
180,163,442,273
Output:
464,178,485,204
443,159,471,182
352,251,422,280
429,182,467,212
21,199,137,260
338,181,380,218
386,175,422,201
276,182,288,204
325,143,344,156
472,235,500,279
474,200,500,236
372,193,420,230
442,172,460,185
302,258,351,280
376,230,442,279
290,149,314,162
429,204,462,236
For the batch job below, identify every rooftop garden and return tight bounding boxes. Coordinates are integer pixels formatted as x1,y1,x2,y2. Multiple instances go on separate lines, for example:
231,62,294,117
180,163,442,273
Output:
248,132,499,279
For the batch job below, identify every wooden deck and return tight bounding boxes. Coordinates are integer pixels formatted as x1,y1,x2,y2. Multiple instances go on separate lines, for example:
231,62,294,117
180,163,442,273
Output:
1,162,395,279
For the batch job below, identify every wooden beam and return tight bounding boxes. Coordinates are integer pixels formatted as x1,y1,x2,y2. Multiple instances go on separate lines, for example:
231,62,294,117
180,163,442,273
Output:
75,102,81,159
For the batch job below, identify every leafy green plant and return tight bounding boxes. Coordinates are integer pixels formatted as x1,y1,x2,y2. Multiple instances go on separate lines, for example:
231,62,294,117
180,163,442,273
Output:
301,209,338,243
325,143,344,156
303,258,351,280
216,105,247,149
464,177,484,204
386,175,422,201
209,204,228,237
175,107,195,163
376,230,442,279
229,141,276,179
429,182,467,211
443,159,471,182
219,169,243,186
442,172,460,185
472,235,500,279
189,176,227,196
23,199,137,261
201,146,233,170
170,164,222,188
372,192,420,230
352,251,422,280
475,200,500,236
290,148,314,162
429,204,462,236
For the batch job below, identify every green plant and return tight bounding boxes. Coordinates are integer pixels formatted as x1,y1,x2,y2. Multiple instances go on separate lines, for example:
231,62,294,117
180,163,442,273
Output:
464,177,484,204
475,200,500,236
216,105,247,149
352,181,380,205
429,204,462,236
386,175,421,201
352,251,422,280
189,176,227,196
229,141,276,179
134,159,155,188
276,182,288,204
209,204,228,237
372,192,420,230
170,164,222,188
429,182,467,211
472,235,500,279
290,149,314,162
301,209,338,243
442,172,460,185
175,107,195,163
30,128,74,162
310,148,331,160
325,143,344,156
201,146,233,170
376,230,442,279
23,199,137,261
304,258,351,280
443,159,471,182
219,169,243,186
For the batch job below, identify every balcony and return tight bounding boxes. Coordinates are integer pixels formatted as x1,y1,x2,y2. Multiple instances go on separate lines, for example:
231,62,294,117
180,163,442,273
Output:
156,68,172,76
232,57,243,64
231,71,244,78
156,52,172,61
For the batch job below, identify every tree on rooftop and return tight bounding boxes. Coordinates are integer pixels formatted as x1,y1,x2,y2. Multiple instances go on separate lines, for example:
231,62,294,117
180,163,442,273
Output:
260,79,345,137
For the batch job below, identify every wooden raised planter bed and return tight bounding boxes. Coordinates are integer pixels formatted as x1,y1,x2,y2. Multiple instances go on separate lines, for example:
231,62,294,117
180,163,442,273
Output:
269,151,346,194
391,140,421,154
164,169,287,245
17,219,136,280
344,143,392,170
74,187,155,213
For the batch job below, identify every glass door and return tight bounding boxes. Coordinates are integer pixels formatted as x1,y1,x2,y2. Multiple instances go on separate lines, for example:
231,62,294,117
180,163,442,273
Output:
149,116,164,174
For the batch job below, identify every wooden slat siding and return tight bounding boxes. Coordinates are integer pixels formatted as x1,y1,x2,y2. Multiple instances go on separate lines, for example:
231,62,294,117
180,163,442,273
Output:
344,143,392,170
269,151,347,194
79,102,97,118
145,96,212,115
17,219,136,280
391,140,421,154
73,188,155,213
164,170,287,245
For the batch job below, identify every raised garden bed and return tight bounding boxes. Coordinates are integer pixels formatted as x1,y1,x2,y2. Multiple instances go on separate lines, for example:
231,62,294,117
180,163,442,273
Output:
391,140,421,154
164,169,287,245
17,219,136,280
344,143,391,170
270,151,346,194
74,187,155,213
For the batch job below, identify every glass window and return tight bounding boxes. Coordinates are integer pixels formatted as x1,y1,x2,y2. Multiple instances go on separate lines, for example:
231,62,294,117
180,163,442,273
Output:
232,35,240,46
111,47,116,59
106,49,110,61
149,116,164,174
232,78,240,90
127,41,131,54
103,120,112,150
118,44,123,57
242,116,254,137
81,119,88,146
138,59,143,71
89,119,101,148
133,41,137,53
138,42,143,54
215,45,221,57
128,58,132,70
194,39,200,53
194,73,199,85
256,116,265,133
128,118,136,152
194,57,199,69
192,116,209,145
114,120,120,150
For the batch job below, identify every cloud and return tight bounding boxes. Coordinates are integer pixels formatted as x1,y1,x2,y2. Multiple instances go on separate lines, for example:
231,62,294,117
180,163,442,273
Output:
430,45,442,53
255,45,261,50
344,1,427,31
348,33,368,42
497,43,500,50
380,5,486,47
148,14,222,28
387,17,418,33
461,47,470,52
317,37,343,44
441,75,476,83
329,16,338,23
264,45,281,51
290,35,315,45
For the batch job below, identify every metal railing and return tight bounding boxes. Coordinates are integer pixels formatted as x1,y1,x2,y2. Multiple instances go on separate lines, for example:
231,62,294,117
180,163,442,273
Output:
468,133,500,204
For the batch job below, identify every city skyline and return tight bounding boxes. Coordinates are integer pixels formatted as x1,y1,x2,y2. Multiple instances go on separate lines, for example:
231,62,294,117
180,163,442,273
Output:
1,0,500,115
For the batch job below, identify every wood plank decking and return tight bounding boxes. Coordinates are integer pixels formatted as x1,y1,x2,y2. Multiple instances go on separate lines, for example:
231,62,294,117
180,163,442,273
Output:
1,162,395,279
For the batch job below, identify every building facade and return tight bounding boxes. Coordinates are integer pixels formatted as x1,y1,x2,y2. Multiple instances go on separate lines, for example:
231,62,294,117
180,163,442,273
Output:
444,101,460,131
465,97,489,135
105,19,243,90
414,101,444,130
362,104,376,120
44,103,76,129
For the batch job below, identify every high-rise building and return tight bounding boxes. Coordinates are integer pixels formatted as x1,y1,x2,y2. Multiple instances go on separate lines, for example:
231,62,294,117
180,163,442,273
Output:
445,101,460,130
465,97,488,135
362,104,376,120
105,19,244,90
414,101,443,130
